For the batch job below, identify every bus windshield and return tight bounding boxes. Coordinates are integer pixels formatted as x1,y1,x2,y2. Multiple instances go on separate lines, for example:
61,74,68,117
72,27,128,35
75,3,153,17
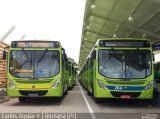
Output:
9,50,60,78
99,50,152,79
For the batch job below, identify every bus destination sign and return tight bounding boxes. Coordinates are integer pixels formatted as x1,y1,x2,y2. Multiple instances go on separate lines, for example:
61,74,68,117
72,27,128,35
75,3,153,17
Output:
11,41,60,48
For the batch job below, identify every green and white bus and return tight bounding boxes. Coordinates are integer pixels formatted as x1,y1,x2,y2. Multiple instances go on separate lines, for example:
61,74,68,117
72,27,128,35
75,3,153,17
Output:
154,62,160,82
5,41,68,102
152,45,160,83
79,38,154,102
68,61,76,89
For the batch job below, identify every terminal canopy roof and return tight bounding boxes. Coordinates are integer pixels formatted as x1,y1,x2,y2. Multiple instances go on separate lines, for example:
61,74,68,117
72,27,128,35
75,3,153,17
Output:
79,0,160,68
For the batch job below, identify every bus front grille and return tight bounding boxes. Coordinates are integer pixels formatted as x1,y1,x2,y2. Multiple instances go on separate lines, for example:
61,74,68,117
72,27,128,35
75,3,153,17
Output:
19,90,48,96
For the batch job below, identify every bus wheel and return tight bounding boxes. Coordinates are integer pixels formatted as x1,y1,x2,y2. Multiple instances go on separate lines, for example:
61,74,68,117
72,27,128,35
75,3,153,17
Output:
64,88,68,95
62,85,67,96
94,97,101,103
144,91,160,106
19,97,26,103
87,90,92,96
156,79,160,83
152,91,160,106
56,97,63,102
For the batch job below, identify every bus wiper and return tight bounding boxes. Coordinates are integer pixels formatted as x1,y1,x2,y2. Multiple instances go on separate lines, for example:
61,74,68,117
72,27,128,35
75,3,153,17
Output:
29,77,39,80
20,48,32,68
120,78,131,81
37,49,48,64
21,48,31,62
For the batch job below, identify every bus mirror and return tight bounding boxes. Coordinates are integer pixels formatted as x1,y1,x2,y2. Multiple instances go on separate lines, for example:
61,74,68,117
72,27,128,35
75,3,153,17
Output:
2,49,7,60
62,48,65,53
92,50,96,59
64,54,68,61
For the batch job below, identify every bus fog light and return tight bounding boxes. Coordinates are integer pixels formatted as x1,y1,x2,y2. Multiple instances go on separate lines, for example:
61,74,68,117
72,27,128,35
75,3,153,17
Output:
8,80,16,88
145,81,153,90
51,79,60,89
97,79,106,89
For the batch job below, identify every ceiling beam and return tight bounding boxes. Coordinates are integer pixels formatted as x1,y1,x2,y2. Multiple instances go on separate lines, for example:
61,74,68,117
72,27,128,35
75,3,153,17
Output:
153,27,160,33
124,24,160,38
86,29,110,38
84,41,94,46
91,13,160,39
113,0,144,34
82,45,91,51
96,0,118,40
127,8,160,37
85,40,95,44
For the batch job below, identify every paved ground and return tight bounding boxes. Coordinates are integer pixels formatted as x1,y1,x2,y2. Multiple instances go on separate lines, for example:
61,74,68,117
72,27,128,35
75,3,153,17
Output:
0,83,160,119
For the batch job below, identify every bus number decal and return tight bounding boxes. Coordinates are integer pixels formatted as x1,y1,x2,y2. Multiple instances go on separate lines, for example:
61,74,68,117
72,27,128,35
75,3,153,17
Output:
115,86,123,90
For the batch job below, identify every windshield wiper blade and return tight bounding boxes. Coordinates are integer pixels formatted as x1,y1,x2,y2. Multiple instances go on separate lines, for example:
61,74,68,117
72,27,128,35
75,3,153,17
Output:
29,76,39,80
20,48,32,68
120,78,131,81
21,48,31,61
37,49,48,64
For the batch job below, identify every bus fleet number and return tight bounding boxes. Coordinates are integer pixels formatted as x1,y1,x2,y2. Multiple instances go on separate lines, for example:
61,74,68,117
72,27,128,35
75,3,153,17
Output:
115,86,123,90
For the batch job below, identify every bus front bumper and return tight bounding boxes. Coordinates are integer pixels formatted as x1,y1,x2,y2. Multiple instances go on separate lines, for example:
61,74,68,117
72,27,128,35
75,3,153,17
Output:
7,88,63,97
94,87,154,99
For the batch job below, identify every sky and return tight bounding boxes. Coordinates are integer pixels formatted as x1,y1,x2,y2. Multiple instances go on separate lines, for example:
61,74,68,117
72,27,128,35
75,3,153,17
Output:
0,0,86,63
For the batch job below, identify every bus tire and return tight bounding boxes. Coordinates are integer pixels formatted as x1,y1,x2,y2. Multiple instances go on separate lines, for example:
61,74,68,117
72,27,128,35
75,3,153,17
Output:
144,92,159,106
62,85,65,96
56,97,63,102
92,83,101,103
94,97,102,103
156,79,160,83
64,89,68,95
87,90,92,96
151,91,160,106
19,97,26,103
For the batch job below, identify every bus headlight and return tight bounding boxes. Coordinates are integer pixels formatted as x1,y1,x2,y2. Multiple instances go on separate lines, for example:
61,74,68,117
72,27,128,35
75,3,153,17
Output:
97,79,106,89
51,79,61,89
8,80,16,88
145,81,154,90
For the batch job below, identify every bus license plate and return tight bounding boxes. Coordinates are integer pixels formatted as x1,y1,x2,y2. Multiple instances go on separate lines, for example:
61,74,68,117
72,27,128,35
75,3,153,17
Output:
120,95,132,99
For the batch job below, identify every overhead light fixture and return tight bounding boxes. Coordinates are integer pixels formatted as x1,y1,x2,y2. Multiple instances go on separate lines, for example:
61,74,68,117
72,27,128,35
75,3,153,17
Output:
87,26,90,29
86,32,89,35
113,34,117,38
128,16,133,22
85,38,86,41
90,16,93,21
91,5,95,9
143,33,147,38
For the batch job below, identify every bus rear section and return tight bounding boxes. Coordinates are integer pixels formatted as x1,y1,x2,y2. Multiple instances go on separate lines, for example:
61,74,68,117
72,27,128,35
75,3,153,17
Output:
6,41,68,102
